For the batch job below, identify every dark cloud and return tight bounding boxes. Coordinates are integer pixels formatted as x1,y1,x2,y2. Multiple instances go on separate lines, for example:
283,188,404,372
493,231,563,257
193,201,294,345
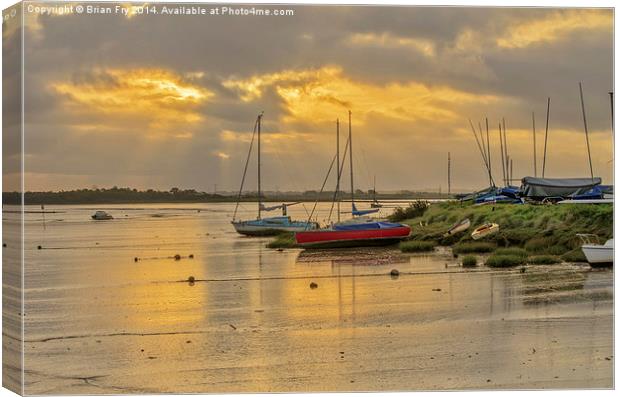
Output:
17,3,614,192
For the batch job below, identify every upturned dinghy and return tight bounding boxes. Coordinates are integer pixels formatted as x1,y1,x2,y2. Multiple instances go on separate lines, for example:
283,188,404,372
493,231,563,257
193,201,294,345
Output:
444,218,470,236
471,223,499,240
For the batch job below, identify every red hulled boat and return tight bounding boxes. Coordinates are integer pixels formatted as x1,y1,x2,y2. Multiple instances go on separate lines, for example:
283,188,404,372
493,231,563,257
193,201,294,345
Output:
295,220,411,248
296,110,410,248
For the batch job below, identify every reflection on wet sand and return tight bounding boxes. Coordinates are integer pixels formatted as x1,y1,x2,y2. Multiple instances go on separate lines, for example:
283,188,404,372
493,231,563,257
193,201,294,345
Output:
18,203,613,393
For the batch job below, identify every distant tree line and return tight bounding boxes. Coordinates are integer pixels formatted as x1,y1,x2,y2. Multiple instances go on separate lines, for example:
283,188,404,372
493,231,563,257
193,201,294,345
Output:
2,187,227,205
2,186,452,205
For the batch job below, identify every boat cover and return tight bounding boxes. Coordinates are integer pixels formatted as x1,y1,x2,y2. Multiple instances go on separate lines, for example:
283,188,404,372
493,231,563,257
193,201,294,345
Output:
520,177,602,198
333,221,404,231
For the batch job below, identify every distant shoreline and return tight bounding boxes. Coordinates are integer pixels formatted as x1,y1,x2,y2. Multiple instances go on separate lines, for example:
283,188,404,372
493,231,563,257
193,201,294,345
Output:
2,188,453,205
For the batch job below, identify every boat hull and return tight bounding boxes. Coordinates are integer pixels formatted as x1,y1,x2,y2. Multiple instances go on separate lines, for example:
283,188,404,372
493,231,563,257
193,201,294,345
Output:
232,218,316,236
445,219,471,236
295,226,411,249
233,224,311,236
581,245,613,267
471,223,499,240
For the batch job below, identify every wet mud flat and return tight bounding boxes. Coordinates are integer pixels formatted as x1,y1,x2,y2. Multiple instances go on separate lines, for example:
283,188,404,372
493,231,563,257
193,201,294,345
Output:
16,204,614,393
22,261,613,393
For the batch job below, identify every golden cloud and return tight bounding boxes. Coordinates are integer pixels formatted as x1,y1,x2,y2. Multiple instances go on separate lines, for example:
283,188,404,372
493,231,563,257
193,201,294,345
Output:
223,66,500,124
347,32,436,57
496,9,612,49
51,68,213,136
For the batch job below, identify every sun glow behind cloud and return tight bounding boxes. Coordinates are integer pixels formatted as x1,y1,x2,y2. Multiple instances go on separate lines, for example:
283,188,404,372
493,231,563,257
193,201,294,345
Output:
51,68,213,137
224,66,500,124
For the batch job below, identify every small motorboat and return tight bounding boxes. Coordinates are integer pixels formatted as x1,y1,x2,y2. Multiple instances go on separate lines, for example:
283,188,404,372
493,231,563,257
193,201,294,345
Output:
578,234,613,267
91,211,113,220
295,220,410,249
444,218,471,236
471,223,499,240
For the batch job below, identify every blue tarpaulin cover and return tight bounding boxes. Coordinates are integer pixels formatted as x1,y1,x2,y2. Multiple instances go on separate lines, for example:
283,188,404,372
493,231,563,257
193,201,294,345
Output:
521,177,602,198
333,221,403,231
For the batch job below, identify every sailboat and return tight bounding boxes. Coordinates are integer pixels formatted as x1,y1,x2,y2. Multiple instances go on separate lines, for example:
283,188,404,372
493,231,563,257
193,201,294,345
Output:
232,113,318,236
295,111,410,248
370,175,383,208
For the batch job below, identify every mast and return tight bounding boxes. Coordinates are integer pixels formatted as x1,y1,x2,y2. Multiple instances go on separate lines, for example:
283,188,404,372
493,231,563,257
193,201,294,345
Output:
233,116,259,222
336,119,341,222
468,119,491,183
373,175,377,201
532,112,537,177
542,97,550,177
257,112,263,218
610,92,614,137
348,110,354,210
502,118,509,184
485,118,493,187
447,152,451,195
478,122,488,170
498,123,506,186
578,82,594,180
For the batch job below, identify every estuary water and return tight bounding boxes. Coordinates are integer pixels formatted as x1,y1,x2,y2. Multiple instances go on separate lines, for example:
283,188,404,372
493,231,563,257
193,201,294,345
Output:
4,202,613,393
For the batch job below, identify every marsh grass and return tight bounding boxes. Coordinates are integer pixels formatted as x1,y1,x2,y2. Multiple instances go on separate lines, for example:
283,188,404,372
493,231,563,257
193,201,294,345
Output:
485,254,526,267
453,242,496,254
462,255,477,267
400,240,436,252
494,247,528,257
400,202,611,257
561,248,588,263
266,232,298,249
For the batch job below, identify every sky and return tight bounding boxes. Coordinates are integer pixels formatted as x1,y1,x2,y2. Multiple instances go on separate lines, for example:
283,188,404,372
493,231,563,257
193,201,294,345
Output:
3,2,614,193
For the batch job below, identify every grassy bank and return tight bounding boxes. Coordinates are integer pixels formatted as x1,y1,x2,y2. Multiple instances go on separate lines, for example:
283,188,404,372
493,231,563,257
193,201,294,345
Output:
265,202,612,263
266,232,298,249
400,201,612,261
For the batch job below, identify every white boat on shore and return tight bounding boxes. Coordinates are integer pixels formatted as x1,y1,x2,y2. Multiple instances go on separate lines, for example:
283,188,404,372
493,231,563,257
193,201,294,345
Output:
445,218,470,236
471,223,499,240
558,199,613,204
578,234,613,267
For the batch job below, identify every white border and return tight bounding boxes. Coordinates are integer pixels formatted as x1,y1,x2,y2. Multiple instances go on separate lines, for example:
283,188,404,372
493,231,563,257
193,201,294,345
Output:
0,1,616,397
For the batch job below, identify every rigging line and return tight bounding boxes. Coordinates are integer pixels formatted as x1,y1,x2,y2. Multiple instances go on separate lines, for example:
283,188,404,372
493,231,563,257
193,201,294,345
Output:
542,97,550,177
468,119,491,181
271,140,311,217
328,134,351,222
306,153,338,228
502,118,509,184
578,82,594,180
477,121,489,166
498,122,506,186
232,117,259,221
532,111,537,177
485,118,494,187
